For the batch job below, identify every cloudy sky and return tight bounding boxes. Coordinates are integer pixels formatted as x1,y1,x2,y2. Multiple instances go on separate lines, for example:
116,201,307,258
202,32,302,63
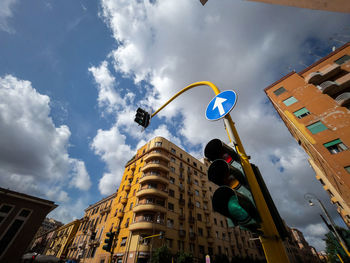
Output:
1,0,349,251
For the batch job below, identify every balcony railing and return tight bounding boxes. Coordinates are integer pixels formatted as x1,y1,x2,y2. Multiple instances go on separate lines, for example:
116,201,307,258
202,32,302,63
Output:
335,92,350,106
305,63,341,85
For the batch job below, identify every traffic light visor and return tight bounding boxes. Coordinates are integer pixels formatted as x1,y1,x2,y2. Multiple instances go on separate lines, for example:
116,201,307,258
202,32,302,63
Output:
208,159,244,187
204,139,240,162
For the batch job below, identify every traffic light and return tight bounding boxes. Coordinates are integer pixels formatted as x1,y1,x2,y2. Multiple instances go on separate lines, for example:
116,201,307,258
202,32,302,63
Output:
205,139,261,233
102,232,115,252
159,231,165,239
134,108,150,128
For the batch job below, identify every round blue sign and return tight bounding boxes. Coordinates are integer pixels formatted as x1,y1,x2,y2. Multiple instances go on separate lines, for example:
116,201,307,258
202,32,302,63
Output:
205,90,237,121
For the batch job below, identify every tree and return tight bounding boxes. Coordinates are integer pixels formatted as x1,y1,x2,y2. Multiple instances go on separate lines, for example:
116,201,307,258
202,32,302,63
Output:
325,230,350,263
176,251,194,263
151,245,173,263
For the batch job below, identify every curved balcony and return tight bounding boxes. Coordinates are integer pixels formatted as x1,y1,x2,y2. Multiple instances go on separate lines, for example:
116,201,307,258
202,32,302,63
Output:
125,184,131,192
318,81,339,95
129,221,166,232
305,64,341,85
144,152,170,162
141,162,169,173
131,164,136,171
100,206,111,215
335,92,350,106
121,198,128,204
139,174,168,185
116,211,124,218
133,203,167,213
136,188,168,199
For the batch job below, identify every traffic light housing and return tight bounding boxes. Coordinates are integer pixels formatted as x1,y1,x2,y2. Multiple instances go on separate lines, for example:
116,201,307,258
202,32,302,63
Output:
159,231,165,239
134,108,150,128
205,139,261,233
102,232,115,252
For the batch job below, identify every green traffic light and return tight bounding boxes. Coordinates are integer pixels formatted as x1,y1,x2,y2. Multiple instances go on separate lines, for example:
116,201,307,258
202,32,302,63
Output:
227,195,249,223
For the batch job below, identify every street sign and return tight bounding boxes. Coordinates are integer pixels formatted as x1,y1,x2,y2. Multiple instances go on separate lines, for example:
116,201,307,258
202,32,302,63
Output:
205,90,237,121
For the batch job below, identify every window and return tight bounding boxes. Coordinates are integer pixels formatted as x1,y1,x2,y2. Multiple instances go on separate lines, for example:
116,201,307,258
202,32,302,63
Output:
190,243,195,252
214,218,217,225
171,157,176,163
335,55,350,65
120,237,127,246
218,246,222,254
222,233,226,240
198,227,203,236
171,148,176,154
220,220,224,227
155,142,162,147
166,238,173,248
125,218,130,228
197,213,202,221
129,202,133,210
194,180,199,186
170,167,175,173
283,96,298,106
195,201,200,208
273,87,286,96
216,231,219,238
345,166,350,174
293,107,310,119
324,139,348,154
208,247,213,255
168,203,174,211
169,189,174,197
0,208,31,257
195,190,199,196
170,177,175,184
199,245,205,254
209,186,212,192
193,162,197,167
0,204,14,225
178,240,184,251
307,121,328,134
167,219,174,228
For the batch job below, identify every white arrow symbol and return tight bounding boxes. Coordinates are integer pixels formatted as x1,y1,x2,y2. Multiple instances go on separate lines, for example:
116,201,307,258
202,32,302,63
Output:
213,97,227,116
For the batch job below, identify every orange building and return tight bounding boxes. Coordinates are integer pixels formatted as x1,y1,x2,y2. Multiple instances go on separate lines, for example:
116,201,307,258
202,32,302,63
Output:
265,43,350,227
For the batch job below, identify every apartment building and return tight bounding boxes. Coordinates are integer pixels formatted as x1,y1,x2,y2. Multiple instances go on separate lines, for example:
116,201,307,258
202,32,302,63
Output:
45,219,80,259
67,193,115,261
0,187,57,263
265,43,350,227
82,136,265,263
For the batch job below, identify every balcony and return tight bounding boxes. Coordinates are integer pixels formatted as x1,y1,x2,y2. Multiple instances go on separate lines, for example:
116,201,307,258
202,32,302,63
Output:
144,152,170,162
131,164,136,171
179,186,185,192
121,197,128,204
331,196,337,204
188,202,194,209
129,220,166,232
100,206,111,215
178,230,186,237
141,162,169,173
136,188,168,199
116,211,124,218
139,174,168,185
179,175,184,181
178,199,185,206
204,209,210,215
335,92,350,107
125,184,131,192
187,191,193,196
188,217,195,224
178,214,185,220
133,203,167,213
189,232,196,239
305,63,341,85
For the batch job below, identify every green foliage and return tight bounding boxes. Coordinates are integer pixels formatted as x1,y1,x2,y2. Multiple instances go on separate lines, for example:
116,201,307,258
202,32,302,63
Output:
151,245,173,263
176,251,193,263
325,230,350,263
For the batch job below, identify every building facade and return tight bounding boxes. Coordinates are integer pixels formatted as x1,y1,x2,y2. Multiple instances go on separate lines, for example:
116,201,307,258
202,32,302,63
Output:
67,193,116,262
45,219,81,259
265,43,350,227
0,187,57,263
74,137,265,263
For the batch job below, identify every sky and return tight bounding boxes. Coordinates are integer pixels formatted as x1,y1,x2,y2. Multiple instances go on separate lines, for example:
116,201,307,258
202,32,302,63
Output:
0,0,350,252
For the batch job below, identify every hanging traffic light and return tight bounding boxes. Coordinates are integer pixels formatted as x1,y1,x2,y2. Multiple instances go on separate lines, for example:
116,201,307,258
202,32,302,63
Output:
102,232,115,252
134,108,150,128
205,139,261,233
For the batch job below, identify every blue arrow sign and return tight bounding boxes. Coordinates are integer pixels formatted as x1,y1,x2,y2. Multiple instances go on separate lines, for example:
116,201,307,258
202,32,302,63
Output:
205,90,237,121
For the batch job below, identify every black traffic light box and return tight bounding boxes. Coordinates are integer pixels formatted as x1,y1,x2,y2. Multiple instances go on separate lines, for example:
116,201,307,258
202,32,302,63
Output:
102,232,115,252
134,108,150,128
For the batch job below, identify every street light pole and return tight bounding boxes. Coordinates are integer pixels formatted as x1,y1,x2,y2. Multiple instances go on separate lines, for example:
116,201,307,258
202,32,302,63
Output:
304,193,350,257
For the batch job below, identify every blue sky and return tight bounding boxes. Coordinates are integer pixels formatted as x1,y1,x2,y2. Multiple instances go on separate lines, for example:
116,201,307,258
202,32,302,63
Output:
1,0,350,251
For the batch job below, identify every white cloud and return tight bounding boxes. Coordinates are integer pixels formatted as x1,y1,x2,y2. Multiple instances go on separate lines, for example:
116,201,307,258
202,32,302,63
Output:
94,0,349,250
0,75,91,209
0,0,17,33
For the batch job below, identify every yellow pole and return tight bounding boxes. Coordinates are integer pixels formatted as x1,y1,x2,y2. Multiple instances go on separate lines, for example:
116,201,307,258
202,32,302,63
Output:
150,81,290,263
337,253,345,263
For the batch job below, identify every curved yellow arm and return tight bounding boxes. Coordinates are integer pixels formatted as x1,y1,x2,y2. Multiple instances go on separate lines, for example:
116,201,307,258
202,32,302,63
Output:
151,81,221,118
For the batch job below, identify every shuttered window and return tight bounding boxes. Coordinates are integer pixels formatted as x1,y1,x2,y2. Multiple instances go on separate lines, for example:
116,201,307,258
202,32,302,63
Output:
334,55,350,65
306,121,327,134
273,87,286,96
323,139,348,154
293,107,310,119
283,96,298,106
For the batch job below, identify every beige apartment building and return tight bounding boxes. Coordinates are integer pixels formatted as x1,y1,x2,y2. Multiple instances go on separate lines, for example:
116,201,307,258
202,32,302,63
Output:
265,43,350,227
67,193,115,261
73,137,265,263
